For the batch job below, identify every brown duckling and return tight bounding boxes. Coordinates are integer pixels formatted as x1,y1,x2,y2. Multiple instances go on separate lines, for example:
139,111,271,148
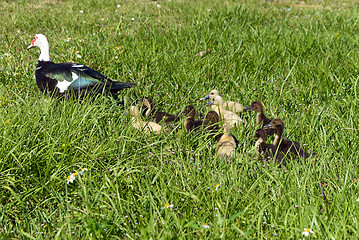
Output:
183,105,204,132
139,97,178,123
128,106,162,134
201,89,245,113
210,95,243,129
246,101,274,136
254,128,286,165
203,111,222,141
216,125,238,159
264,119,311,159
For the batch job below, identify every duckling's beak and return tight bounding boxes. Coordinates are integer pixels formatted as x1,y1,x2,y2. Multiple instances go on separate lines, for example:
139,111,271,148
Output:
264,123,272,128
200,95,210,100
244,106,252,111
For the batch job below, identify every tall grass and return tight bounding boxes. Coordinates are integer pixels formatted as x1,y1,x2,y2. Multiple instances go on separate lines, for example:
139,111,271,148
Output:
0,0,359,238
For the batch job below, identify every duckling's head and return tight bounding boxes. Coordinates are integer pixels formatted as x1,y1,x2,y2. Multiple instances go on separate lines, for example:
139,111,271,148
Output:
183,105,196,118
254,128,267,139
264,119,284,132
209,89,220,97
205,111,219,123
128,106,140,117
211,95,225,106
246,101,264,112
201,89,220,100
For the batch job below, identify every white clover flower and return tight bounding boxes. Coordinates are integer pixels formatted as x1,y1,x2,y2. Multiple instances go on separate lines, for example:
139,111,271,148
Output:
79,10,84,13
302,228,314,237
161,204,174,209
156,4,161,8
66,37,71,42
77,54,82,58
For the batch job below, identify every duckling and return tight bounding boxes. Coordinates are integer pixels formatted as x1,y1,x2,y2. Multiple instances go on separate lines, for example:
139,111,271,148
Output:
203,111,222,140
216,125,238,159
128,106,162,134
139,97,178,123
210,95,243,129
264,119,311,159
183,105,204,132
254,129,276,159
202,89,244,113
246,101,274,136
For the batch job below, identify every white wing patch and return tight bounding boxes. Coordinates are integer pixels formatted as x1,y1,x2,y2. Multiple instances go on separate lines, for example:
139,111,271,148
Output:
56,72,79,93
72,64,84,68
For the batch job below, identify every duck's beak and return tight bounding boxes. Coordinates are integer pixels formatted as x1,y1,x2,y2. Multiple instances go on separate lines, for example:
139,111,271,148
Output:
264,123,272,128
244,106,252,111
200,95,210,100
27,44,34,50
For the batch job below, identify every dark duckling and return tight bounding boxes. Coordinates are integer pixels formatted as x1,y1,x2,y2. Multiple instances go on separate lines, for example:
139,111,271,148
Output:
139,97,178,123
183,105,204,132
264,119,311,159
254,128,285,165
203,111,221,139
246,101,274,136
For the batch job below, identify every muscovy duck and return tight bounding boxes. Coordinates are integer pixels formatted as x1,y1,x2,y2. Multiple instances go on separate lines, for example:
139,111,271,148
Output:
264,119,311,159
27,34,135,96
201,89,244,113
246,101,275,136
209,95,243,129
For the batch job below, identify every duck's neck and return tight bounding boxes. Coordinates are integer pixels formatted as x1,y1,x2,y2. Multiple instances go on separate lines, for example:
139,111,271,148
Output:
255,137,264,154
256,112,265,125
144,101,152,117
38,44,51,62
273,129,282,146
215,104,225,117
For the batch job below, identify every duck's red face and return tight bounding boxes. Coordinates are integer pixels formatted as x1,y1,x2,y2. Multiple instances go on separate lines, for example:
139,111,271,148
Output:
27,35,39,49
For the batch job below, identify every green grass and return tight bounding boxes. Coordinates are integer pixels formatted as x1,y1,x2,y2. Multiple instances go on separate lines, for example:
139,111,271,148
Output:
1,0,359,238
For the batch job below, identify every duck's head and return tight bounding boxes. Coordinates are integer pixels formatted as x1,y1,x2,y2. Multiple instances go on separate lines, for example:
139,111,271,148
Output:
254,128,266,139
264,119,284,132
27,34,48,50
245,101,264,112
138,97,153,109
27,34,51,61
201,89,220,100
210,95,224,106
183,105,196,118
128,106,140,117
205,111,219,123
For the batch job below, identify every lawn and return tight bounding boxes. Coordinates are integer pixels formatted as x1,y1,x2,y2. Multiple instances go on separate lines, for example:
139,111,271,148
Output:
1,0,359,238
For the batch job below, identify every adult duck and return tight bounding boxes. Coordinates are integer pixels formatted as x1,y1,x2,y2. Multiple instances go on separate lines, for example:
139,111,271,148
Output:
128,106,162,134
210,95,243,129
246,101,274,135
27,34,135,96
139,97,178,123
264,119,311,159
201,89,244,113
